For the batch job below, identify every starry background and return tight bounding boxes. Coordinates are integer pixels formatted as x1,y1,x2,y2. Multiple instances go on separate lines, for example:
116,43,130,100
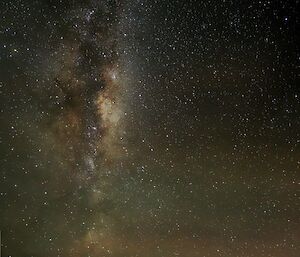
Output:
0,0,299,257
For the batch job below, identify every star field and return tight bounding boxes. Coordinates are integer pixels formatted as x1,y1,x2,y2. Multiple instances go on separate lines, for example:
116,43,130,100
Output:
0,0,299,257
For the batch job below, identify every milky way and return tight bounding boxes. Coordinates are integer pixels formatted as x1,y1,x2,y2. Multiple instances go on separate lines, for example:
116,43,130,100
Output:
44,1,127,174
0,0,299,257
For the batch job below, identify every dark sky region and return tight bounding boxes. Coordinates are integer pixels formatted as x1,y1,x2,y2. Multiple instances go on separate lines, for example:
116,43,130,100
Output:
0,0,299,256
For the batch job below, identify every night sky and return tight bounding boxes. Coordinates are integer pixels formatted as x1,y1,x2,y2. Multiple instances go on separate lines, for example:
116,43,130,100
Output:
0,0,299,256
